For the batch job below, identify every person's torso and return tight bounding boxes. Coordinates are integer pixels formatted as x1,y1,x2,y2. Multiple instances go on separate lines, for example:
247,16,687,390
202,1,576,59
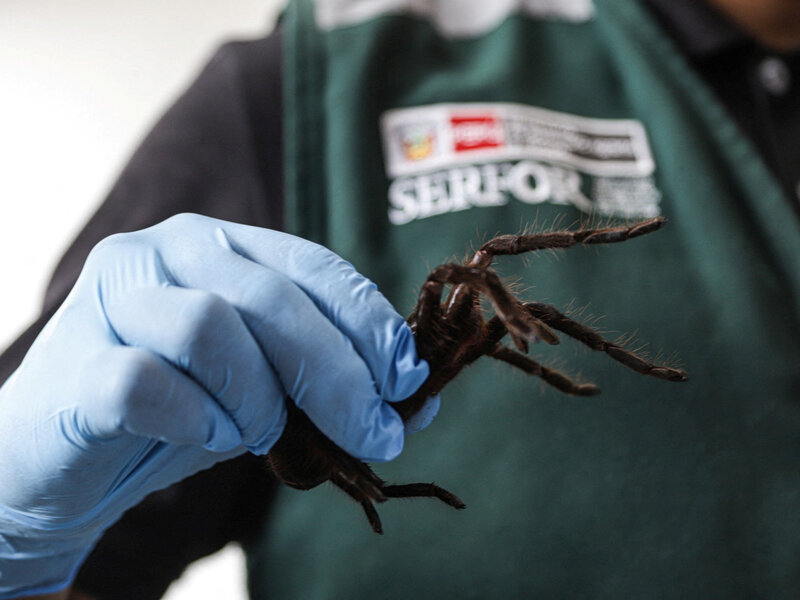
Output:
249,1,800,597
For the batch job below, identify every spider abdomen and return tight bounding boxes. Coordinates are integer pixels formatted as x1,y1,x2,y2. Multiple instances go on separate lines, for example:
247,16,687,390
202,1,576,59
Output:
267,398,338,490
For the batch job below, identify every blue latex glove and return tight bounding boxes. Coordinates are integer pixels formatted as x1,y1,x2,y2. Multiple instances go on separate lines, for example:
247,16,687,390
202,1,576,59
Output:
0,214,430,598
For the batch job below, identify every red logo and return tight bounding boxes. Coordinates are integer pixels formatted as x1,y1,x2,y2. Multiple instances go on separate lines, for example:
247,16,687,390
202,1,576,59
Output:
451,114,505,152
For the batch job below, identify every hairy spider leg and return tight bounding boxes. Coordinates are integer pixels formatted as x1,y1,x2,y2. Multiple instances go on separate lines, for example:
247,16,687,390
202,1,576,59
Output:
489,344,601,396
447,313,532,368
327,447,388,503
382,483,466,509
479,314,600,394
523,302,688,382
412,264,558,350
330,472,386,534
425,218,669,352
411,220,667,354
467,217,668,269
329,465,465,534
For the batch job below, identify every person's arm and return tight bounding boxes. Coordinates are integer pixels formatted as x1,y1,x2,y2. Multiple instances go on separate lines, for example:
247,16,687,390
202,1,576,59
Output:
72,33,287,599
0,212,429,598
0,31,292,600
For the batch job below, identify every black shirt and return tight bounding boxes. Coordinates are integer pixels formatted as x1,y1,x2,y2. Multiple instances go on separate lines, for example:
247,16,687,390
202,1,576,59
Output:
0,3,798,598
646,0,800,208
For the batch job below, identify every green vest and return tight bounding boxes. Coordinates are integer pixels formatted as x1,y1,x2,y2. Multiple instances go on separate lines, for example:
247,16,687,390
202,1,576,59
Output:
249,1,800,597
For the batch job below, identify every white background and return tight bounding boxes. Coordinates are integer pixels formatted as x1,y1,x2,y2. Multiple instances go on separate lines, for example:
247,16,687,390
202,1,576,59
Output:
0,0,285,597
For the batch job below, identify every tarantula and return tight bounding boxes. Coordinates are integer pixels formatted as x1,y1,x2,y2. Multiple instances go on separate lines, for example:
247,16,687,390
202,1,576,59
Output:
267,217,688,534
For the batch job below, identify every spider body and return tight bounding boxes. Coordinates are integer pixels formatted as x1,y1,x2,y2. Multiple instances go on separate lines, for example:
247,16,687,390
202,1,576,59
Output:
267,217,688,534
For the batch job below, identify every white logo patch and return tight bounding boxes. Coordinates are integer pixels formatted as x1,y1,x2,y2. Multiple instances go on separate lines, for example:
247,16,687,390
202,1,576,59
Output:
380,103,661,225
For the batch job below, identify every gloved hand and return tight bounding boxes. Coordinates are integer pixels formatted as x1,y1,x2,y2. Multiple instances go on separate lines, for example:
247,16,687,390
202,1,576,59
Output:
0,214,430,598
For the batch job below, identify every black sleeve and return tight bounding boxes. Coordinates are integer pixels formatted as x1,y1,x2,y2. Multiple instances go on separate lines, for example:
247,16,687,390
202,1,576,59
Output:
76,453,278,600
0,28,284,600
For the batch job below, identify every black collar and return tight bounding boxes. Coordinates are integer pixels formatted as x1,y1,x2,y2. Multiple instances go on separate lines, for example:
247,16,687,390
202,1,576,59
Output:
643,0,751,58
